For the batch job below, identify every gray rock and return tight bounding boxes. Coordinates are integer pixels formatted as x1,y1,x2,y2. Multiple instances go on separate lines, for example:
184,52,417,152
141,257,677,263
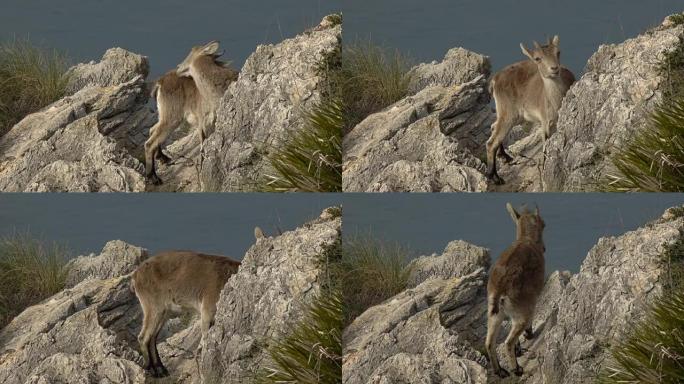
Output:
517,207,684,384
66,48,150,94
343,75,493,192
194,15,342,191
343,206,684,383
541,20,684,191
0,242,148,384
199,209,342,382
343,242,491,384
407,240,490,286
65,240,148,287
408,47,491,94
0,48,155,192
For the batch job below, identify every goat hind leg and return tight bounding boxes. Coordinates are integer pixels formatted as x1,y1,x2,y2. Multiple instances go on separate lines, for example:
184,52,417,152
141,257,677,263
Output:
485,119,510,185
137,302,153,371
149,309,170,377
485,306,507,377
504,318,528,376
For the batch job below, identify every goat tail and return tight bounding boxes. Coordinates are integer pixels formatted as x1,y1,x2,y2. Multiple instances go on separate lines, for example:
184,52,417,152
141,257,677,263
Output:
489,291,502,316
150,82,160,101
129,274,137,294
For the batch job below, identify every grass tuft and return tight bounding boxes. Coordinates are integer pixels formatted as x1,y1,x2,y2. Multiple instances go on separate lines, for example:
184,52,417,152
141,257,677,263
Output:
606,98,684,191
664,233,684,293
261,98,343,192
255,290,342,384
0,38,70,137
331,41,413,134
667,13,684,27
0,233,69,329
597,285,684,384
335,234,413,327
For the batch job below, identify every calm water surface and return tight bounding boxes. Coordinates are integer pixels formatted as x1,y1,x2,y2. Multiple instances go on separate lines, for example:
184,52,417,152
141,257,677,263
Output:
0,194,340,259
344,194,684,274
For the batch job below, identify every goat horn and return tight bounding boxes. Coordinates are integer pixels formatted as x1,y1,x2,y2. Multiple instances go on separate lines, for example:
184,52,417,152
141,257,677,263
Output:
533,41,541,49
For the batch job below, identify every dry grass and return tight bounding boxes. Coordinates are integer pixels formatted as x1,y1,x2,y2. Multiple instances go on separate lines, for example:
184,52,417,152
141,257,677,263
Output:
335,234,413,327
0,233,70,329
0,38,70,137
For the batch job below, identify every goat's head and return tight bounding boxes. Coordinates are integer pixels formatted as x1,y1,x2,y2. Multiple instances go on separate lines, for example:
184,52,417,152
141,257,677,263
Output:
506,202,545,249
520,36,561,79
177,41,224,77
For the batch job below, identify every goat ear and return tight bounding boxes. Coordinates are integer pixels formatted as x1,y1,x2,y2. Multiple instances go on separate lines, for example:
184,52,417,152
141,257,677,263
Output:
202,41,220,55
551,35,560,47
520,43,534,60
506,203,520,221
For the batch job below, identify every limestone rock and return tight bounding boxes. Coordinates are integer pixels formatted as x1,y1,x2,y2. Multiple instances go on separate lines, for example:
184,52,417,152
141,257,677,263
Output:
66,48,150,94
65,240,148,287
199,208,342,381
342,75,493,192
196,15,342,191
343,242,491,384
408,47,491,93
0,242,149,384
0,48,155,192
541,20,684,191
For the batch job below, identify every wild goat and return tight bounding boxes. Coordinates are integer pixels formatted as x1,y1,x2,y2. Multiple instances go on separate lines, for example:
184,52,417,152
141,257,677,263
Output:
131,250,241,377
485,36,575,185
145,41,239,185
485,203,545,378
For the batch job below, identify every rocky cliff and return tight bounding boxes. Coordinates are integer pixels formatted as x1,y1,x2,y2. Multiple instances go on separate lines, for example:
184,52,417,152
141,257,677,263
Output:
342,206,684,383
0,15,341,192
342,14,684,192
0,207,341,384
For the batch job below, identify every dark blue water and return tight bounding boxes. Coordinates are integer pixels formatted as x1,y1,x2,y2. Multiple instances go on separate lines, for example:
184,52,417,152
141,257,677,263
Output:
0,0,341,78
344,0,683,75
343,194,684,274
0,194,341,259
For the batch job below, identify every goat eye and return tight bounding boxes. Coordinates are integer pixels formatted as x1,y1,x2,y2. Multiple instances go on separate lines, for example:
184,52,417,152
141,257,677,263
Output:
535,57,542,62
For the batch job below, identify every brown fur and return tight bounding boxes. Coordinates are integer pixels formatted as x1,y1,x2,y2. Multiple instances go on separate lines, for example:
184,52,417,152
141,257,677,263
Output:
131,250,240,378
485,36,576,185
144,41,239,185
485,203,546,378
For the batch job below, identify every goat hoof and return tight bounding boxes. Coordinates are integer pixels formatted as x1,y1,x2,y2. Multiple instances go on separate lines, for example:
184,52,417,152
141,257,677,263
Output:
514,366,524,376
157,152,172,165
495,368,510,378
515,343,527,357
498,151,514,164
486,173,505,185
146,173,163,186
524,329,535,340
150,365,169,378
157,364,170,377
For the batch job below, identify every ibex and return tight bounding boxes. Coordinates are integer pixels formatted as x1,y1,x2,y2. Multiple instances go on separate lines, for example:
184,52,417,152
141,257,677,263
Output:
131,249,241,377
485,203,545,378
485,36,575,185
145,41,239,185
